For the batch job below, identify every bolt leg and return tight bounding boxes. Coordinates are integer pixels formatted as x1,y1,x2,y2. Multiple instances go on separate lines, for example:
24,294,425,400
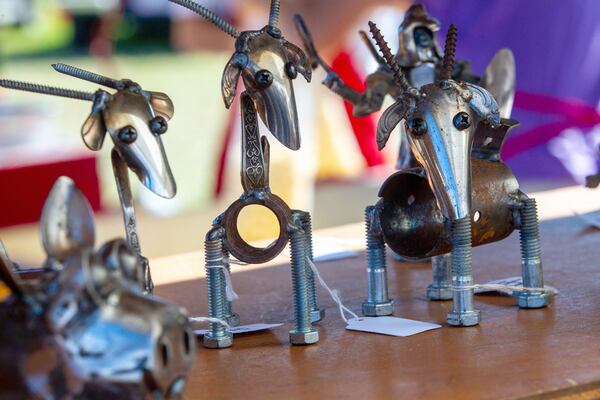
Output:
203,227,233,349
288,212,319,345
427,254,452,300
362,206,394,317
516,197,548,308
221,248,240,326
447,216,480,327
294,210,325,324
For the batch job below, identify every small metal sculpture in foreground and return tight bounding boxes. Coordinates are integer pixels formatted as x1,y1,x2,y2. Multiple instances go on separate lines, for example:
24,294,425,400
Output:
0,177,195,399
362,22,548,325
0,66,177,293
169,0,322,347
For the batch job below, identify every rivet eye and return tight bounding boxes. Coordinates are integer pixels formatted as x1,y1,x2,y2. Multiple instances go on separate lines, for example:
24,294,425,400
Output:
255,69,273,88
118,126,137,144
453,112,471,130
407,118,427,137
150,116,168,135
285,62,297,79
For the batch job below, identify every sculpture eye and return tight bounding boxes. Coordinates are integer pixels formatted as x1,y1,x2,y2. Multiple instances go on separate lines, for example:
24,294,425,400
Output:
150,116,168,135
255,69,273,88
407,118,427,137
453,112,471,130
118,126,137,144
285,62,297,79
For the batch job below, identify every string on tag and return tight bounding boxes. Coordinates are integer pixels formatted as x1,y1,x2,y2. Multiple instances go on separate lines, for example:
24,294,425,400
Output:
224,256,249,266
306,257,359,323
205,256,239,301
189,316,231,329
453,283,558,295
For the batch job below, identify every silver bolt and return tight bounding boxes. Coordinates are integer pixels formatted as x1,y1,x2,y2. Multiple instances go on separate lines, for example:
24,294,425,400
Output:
288,212,319,345
362,206,394,316
221,248,241,326
515,197,548,308
203,227,233,348
426,254,452,300
447,216,480,327
294,210,325,323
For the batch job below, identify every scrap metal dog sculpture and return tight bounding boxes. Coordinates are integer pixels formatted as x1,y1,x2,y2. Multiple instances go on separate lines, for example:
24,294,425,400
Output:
169,0,322,347
361,22,548,325
294,5,516,306
0,66,177,293
0,177,195,399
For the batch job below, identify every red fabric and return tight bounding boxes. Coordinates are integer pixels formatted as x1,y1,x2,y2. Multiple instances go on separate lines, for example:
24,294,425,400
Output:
0,156,101,227
502,91,600,159
331,51,385,167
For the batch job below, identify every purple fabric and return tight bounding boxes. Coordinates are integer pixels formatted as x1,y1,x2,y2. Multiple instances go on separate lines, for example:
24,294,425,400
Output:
421,0,600,187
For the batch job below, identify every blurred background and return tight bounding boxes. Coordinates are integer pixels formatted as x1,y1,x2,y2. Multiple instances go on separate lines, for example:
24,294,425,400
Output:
0,0,599,265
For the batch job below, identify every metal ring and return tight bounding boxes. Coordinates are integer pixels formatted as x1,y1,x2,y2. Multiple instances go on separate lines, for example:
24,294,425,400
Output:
222,192,291,264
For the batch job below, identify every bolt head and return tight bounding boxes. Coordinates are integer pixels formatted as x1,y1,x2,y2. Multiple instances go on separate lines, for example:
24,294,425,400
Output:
289,329,319,345
426,284,452,301
226,313,241,327
447,309,481,327
516,292,548,309
203,333,233,349
310,308,325,324
362,300,394,317
150,116,168,135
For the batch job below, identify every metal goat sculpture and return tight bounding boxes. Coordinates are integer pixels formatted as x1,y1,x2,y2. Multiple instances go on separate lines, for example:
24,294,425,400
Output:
295,5,516,305
0,177,195,399
0,65,177,293
361,22,549,326
168,0,321,347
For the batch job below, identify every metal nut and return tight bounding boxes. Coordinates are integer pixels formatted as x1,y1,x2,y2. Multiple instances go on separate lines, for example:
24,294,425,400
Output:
362,300,394,317
426,285,452,301
289,329,319,345
516,292,548,309
310,308,325,324
203,334,233,349
447,309,481,327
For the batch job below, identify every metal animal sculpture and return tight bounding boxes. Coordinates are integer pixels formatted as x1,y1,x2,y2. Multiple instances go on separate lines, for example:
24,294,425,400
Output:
0,65,177,293
295,6,516,308
0,177,195,399
168,0,322,347
360,22,548,326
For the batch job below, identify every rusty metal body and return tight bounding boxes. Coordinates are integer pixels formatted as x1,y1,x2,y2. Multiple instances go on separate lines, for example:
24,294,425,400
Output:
0,177,195,400
169,0,322,348
378,123,521,259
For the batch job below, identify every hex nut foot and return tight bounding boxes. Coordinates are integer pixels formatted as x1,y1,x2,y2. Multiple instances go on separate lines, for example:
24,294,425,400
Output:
289,329,319,345
362,300,394,317
426,284,452,301
516,292,548,309
203,334,233,349
447,309,481,327
310,308,325,324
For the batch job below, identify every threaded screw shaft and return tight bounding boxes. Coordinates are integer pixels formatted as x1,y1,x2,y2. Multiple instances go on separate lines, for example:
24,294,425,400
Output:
451,216,472,278
269,0,280,29
363,206,392,309
296,211,318,313
205,232,229,339
168,0,240,38
442,24,457,80
0,79,95,101
289,220,312,333
52,63,120,89
519,197,544,289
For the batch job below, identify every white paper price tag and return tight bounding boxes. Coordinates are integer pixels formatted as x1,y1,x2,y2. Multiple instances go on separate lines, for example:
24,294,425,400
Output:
346,316,441,337
194,323,283,336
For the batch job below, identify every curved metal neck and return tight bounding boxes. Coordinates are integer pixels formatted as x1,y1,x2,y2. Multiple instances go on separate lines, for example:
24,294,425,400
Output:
111,149,142,254
240,91,270,193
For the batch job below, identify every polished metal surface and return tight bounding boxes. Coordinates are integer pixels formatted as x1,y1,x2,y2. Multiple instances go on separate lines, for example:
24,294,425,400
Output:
168,0,319,347
0,177,195,399
482,48,516,119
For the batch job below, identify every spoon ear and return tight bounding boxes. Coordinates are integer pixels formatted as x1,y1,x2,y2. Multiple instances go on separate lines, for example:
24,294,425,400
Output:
148,91,175,120
222,54,244,109
40,177,95,261
377,100,408,150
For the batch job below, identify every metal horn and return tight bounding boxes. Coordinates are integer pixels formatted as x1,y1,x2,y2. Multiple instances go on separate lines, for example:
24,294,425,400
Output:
52,63,121,90
441,24,457,80
269,0,281,29
368,21,420,98
0,79,95,101
168,0,239,38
